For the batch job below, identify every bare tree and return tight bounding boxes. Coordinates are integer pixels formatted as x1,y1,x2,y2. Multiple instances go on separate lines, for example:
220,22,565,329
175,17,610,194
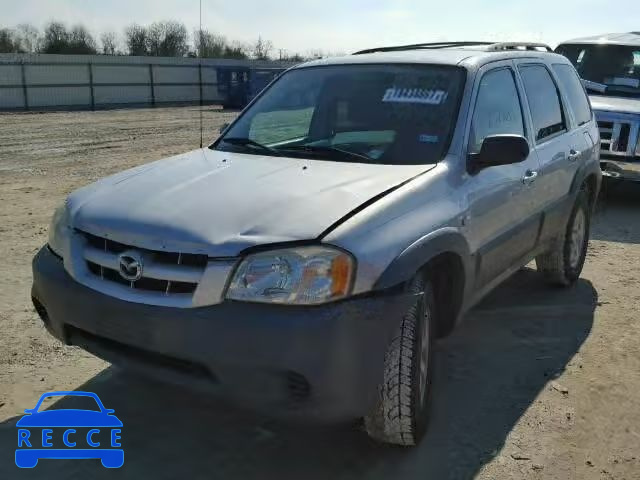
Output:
224,40,249,59
68,24,97,54
124,24,148,56
0,28,21,53
100,31,119,55
193,28,227,58
252,36,273,60
15,24,40,52
146,21,188,57
276,49,305,62
40,21,69,53
305,49,345,60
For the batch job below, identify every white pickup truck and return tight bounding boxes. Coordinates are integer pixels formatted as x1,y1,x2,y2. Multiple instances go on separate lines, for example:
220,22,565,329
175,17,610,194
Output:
557,32,640,182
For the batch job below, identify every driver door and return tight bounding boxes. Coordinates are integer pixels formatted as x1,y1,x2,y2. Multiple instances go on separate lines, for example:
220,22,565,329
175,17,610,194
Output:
464,62,543,290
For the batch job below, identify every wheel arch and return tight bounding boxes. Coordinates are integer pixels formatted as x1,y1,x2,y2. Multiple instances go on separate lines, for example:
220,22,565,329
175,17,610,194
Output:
374,228,472,338
570,160,602,210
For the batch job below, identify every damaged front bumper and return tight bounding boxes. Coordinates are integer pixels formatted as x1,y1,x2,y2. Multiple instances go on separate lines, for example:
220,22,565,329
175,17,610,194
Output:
31,246,415,422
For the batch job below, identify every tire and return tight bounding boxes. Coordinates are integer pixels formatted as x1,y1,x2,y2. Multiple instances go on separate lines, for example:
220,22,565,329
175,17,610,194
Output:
536,189,591,286
364,274,435,446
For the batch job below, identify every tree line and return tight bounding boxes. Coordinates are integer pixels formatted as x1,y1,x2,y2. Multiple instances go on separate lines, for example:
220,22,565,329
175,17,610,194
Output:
0,21,318,60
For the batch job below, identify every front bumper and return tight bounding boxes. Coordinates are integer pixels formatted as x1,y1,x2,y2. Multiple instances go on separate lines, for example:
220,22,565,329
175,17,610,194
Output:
31,246,414,422
600,158,640,182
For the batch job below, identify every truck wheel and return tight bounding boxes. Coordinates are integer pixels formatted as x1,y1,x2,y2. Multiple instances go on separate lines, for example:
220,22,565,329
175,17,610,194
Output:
364,274,434,446
536,190,590,286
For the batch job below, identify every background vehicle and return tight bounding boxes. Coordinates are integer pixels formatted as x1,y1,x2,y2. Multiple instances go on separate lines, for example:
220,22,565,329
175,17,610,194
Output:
32,41,601,446
218,66,286,109
556,33,640,182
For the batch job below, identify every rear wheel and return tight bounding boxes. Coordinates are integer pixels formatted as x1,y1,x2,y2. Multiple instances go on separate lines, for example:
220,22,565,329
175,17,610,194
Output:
536,190,590,286
364,274,435,446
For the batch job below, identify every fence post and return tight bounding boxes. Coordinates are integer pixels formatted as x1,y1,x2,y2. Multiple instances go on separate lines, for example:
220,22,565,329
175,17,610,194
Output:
20,62,29,111
149,64,155,107
199,63,203,107
88,63,95,111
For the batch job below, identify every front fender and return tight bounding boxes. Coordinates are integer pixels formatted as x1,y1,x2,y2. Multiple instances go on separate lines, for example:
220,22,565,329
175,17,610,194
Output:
373,227,473,291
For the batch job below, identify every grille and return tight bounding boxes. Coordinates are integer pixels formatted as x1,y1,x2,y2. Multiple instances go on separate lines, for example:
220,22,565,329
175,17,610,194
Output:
597,119,638,157
80,231,207,295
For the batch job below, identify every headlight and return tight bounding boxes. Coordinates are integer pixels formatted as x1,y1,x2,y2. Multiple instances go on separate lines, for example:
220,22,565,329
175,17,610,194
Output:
225,246,355,305
48,204,71,257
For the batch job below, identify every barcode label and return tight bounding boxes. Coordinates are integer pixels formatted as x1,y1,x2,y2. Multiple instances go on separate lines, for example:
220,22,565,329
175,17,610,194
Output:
382,87,449,105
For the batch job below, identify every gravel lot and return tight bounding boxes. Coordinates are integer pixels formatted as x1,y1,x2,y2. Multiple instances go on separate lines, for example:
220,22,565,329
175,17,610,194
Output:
0,107,639,479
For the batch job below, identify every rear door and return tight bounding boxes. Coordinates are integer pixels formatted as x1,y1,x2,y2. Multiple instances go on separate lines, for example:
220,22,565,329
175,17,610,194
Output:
464,62,543,288
551,62,596,173
514,62,580,241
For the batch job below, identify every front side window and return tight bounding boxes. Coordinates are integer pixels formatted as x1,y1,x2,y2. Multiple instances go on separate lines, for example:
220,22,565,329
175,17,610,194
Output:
215,64,466,165
519,65,566,142
469,68,525,153
552,64,592,126
555,43,640,98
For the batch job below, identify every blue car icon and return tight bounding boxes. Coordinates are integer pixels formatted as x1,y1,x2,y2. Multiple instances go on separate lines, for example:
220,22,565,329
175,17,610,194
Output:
16,391,123,468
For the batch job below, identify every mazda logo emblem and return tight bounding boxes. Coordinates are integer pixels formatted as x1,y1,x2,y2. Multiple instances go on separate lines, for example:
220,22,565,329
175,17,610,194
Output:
118,251,143,282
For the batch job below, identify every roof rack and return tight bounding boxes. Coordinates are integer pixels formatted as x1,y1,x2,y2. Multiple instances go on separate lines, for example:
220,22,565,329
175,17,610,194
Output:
353,41,552,55
353,41,493,55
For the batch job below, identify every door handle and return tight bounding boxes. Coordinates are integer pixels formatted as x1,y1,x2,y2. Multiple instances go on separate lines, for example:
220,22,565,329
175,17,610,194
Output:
568,149,581,162
522,170,538,185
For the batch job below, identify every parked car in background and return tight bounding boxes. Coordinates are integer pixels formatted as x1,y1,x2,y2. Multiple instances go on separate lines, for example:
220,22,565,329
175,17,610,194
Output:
32,41,601,446
218,66,286,109
556,33,640,182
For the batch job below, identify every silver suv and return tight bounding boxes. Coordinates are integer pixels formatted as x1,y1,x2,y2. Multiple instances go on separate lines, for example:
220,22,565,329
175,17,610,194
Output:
32,41,601,446
556,32,640,182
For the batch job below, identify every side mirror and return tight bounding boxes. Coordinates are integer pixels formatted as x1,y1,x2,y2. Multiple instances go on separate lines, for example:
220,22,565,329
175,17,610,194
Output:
219,122,230,134
467,134,530,174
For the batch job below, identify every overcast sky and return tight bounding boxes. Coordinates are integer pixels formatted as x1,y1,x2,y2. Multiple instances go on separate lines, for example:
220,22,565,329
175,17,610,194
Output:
3,0,639,55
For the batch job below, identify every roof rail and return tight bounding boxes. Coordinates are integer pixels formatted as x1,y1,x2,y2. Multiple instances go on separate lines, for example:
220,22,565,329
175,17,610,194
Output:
487,42,553,52
353,41,553,55
353,41,494,55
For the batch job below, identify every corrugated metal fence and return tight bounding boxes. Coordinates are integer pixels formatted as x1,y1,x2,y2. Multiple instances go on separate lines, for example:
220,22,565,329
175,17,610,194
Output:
0,53,292,111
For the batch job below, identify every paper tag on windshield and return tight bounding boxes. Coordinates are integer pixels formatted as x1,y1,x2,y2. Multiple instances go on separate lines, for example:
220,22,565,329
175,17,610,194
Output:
382,87,449,105
606,77,640,88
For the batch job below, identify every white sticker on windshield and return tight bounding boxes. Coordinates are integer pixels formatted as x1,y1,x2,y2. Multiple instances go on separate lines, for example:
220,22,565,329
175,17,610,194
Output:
382,87,449,105
606,77,640,88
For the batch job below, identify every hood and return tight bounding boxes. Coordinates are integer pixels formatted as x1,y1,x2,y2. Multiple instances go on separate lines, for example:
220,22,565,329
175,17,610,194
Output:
589,95,640,116
69,148,432,256
16,410,123,427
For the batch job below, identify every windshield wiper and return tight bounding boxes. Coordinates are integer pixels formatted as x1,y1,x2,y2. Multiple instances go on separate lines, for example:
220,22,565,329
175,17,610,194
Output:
277,144,373,163
220,137,281,156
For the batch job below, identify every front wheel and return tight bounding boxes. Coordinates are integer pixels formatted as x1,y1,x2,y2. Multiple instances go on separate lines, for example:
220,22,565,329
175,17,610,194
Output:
536,190,591,286
364,274,435,446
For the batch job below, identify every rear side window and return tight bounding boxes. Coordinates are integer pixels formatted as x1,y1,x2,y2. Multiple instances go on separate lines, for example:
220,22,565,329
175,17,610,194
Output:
552,64,592,126
519,65,566,142
469,68,525,153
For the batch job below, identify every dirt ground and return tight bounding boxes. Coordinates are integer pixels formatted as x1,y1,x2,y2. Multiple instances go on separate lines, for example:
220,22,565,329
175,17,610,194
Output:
0,106,639,479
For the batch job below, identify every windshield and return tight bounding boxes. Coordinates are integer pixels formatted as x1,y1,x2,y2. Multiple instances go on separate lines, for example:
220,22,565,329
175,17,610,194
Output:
214,64,465,165
556,43,640,98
